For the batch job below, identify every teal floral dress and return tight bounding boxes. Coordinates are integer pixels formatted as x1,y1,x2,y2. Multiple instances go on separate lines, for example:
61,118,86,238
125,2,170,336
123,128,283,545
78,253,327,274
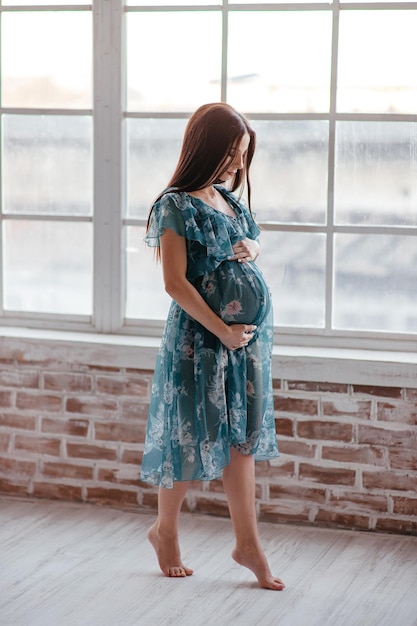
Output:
141,186,279,488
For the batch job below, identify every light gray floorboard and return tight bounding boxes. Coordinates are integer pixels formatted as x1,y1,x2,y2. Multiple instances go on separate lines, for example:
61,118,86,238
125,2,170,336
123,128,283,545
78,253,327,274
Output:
0,497,416,626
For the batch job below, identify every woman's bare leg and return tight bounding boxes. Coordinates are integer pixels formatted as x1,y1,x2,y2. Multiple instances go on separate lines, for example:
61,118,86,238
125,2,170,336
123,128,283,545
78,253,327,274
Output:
222,449,285,590
148,480,193,578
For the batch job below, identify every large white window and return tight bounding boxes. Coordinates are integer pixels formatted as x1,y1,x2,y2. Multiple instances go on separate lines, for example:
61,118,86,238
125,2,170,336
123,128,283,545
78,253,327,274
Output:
1,0,416,350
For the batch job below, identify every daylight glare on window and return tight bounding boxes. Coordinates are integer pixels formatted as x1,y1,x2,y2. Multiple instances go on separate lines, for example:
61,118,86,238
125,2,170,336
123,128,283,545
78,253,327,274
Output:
0,1,416,346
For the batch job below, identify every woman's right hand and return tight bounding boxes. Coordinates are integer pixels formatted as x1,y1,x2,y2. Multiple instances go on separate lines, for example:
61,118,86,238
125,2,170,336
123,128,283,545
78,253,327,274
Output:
218,324,257,351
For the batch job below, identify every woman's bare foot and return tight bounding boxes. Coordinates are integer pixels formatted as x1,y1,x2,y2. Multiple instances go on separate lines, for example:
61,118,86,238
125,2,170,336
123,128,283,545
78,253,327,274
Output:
147,522,193,578
232,546,285,590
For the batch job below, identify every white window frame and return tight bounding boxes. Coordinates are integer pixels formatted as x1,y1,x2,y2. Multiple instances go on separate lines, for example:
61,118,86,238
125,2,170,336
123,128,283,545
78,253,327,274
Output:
0,0,416,353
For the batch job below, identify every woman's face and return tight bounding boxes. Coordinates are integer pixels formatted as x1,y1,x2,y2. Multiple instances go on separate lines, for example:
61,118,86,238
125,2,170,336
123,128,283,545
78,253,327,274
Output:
219,132,250,183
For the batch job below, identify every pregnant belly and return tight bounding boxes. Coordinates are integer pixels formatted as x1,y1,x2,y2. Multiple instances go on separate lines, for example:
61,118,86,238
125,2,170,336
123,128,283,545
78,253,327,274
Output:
195,261,272,328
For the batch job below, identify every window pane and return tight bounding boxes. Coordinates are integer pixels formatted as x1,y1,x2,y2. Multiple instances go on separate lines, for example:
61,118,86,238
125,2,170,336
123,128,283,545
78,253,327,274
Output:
3,221,92,315
2,115,92,216
126,226,170,319
1,12,92,108
126,118,187,218
334,122,417,227
338,10,417,114
257,232,326,328
127,12,221,112
228,12,332,113
334,234,417,333
251,120,328,224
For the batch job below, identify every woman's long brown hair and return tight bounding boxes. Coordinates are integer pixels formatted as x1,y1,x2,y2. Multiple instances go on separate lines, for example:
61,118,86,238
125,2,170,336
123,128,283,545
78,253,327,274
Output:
147,102,256,234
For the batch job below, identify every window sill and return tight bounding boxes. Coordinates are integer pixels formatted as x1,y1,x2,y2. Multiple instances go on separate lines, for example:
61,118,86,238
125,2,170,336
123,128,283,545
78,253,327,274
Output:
1,326,417,388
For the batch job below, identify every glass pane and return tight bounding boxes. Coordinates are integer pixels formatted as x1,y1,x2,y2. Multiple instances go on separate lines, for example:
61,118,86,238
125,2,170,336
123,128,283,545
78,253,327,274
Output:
127,12,221,111
2,115,92,216
338,10,417,114
125,226,171,320
251,120,328,224
126,118,187,218
2,12,92,108
334,122,417,227
257,232,326,328
334,234,417,334
3,221,92,315
228,12,332,113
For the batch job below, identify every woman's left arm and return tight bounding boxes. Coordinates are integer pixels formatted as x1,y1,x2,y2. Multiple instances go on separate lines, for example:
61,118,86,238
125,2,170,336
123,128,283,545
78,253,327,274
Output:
230,238,260,263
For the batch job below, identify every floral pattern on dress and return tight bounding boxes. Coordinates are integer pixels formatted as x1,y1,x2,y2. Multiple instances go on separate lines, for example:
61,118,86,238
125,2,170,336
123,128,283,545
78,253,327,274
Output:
140,186,279,488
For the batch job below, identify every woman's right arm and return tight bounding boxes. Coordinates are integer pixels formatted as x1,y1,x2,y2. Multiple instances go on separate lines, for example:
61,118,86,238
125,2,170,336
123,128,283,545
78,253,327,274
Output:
160,227,255,351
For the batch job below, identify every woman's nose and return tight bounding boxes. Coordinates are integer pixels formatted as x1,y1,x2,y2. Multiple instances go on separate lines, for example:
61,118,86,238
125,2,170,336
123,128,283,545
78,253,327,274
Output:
233,153,244,169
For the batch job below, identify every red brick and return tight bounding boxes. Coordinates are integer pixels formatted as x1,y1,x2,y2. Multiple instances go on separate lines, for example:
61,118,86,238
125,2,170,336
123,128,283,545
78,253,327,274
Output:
0,457,37,476
86,487,138,507
259,502,311,524
377,401,417,426
16,393,62,412
193,496,230,518
274,396,318,416
0,433,10,452
255,461,272,477
14,435,61,457
0,391,12,407
142,490,158,508
275,417,293,437
297,420,353,442
392,496,417,516
277,439,316,458
121,448,143,465
120,401,149,421
0,413,36,431
375,517,417,535
43,462,93,481
328,491,388,513
389,448,416,471
0,370,39,388
66,396,118,416
358,425,415,448
206,478,226,493
322,445,385,466
322,399,372,420
41,418,89,437
272,379,282,390
299,463,355,486
269,483,326,504
352,384,402,398
66,442,117,461
44,372,92,392
94,421,145,444
0,480,29,496
287,381,349,393
315,509,371,530
269,460,295,478
32,482,83,501
98,466,141,485
96,375,149,397
85,364,121,373
363,471,417,492
405,388,417,401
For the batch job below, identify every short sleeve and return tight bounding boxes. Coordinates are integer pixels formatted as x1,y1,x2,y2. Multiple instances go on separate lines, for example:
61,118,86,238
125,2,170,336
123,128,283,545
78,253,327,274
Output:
144,193,186,248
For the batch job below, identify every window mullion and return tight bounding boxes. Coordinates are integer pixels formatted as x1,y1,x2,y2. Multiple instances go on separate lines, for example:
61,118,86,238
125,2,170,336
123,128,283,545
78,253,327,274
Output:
93,0,124,333
325,0,340,333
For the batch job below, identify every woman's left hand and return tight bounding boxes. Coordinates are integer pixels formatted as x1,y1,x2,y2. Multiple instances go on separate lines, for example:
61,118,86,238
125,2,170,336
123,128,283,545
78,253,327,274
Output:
230,238,260,263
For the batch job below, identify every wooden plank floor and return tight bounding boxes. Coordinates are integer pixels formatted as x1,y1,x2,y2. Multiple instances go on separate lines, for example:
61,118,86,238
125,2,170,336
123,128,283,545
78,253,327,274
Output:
1,496,416,626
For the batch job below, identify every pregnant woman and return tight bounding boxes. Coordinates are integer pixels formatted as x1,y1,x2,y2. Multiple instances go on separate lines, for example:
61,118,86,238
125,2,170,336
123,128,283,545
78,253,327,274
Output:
141,102,285,591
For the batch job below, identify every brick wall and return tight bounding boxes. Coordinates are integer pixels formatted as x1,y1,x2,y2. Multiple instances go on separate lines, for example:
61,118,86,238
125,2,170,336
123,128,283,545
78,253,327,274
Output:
0,335,416,535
